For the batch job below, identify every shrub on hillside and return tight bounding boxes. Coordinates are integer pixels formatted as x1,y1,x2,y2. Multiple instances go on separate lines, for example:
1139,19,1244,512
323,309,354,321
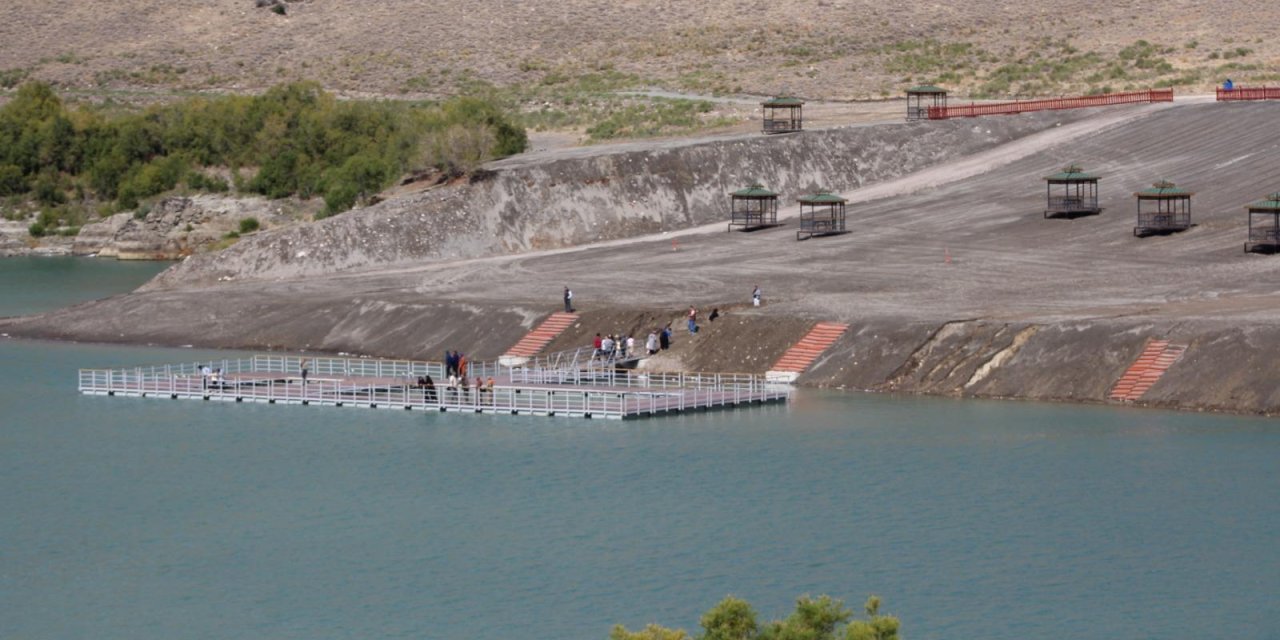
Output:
0,81,527,216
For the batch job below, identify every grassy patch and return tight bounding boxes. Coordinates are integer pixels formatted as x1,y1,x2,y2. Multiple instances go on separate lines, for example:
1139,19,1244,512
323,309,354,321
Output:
584,99,734,141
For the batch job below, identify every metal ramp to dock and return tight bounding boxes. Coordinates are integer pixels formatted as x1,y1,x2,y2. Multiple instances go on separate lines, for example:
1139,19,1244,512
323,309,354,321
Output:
78,354,790,421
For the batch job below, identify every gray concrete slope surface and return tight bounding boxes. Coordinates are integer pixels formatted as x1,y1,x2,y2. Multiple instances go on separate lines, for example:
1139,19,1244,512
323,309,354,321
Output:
143,109,1095,289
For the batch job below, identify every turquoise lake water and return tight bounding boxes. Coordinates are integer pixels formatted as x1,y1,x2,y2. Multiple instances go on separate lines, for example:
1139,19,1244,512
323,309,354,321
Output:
2,258,1278,639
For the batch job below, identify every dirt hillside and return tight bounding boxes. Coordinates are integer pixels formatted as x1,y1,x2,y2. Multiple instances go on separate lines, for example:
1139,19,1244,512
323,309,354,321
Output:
2,0,1277,99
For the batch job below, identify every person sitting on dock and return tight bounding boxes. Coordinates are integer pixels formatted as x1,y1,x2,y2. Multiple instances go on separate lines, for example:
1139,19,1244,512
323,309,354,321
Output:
422,374,437,403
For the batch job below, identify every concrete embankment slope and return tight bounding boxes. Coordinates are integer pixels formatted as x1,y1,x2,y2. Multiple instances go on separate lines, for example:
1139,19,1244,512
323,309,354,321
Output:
141,109,1095,288
8,100,1280,414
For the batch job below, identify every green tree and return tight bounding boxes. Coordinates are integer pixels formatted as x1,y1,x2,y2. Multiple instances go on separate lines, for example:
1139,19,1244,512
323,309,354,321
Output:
700,596,758,640
758,596,852,640
844,597,899,640
610,623,692,640
0,164,26,195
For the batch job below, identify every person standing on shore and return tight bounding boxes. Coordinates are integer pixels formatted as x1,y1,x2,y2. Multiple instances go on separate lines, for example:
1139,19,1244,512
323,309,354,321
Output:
660,323,672,350
646,330,659,355
564,286,574,313
625,334,636,358
752,285,762,307
687,306,698,334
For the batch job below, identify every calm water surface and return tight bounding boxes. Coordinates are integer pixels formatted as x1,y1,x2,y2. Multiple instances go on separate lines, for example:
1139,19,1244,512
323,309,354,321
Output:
2,258,1278,639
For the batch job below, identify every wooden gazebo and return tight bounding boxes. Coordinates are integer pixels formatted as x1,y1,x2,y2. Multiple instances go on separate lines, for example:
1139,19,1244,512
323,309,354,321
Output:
1134,180,1193,236
728,183,780,231
1244,192,1280,253
906,85,948,120
762,97,804,134
797,191,848,240
1044,164,1101,218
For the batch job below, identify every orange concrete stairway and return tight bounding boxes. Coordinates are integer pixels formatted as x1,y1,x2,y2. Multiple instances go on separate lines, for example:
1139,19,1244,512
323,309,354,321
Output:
503,312,579,358
767,322,850,381
1108,339,1187,401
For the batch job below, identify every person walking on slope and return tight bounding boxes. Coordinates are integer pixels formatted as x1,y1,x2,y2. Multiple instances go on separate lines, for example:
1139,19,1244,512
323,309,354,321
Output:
660,323,672,350
687,306,698,334
564,286,574,313
752,285,762,307
646,331,659,356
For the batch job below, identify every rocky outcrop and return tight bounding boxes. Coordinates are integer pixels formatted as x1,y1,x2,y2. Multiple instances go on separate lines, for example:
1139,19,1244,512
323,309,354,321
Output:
73,195,294,259
0,220,30,256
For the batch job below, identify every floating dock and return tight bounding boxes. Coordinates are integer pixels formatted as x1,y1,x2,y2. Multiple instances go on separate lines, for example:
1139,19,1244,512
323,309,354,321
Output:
77,354,790,420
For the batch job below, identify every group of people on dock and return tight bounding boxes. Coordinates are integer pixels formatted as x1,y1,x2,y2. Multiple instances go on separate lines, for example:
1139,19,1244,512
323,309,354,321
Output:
444,351,468,378
198,363,224,390
415,370,497,405
593,333,637,361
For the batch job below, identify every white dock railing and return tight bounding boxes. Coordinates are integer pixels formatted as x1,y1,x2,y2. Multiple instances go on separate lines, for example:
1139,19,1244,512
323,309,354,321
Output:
77,354,791,421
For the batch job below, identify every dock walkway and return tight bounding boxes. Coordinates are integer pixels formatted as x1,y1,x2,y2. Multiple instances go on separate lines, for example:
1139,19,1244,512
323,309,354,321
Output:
78,354,789,420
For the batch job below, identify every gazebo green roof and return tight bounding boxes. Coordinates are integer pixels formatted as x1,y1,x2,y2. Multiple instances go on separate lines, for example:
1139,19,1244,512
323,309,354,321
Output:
798,191,847,204
1045,164,1101,182
906,85,948,94
1135,180,1194,198
762,96,804,107
731,184,779,198
1246,192,1280,211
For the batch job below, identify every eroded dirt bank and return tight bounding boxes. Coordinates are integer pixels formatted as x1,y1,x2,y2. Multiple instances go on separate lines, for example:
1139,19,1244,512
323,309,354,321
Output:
7,293,1279,414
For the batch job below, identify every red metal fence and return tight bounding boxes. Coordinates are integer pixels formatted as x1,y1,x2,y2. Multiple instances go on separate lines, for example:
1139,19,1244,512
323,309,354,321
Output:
928,89,1174,120
1217,87,1280,101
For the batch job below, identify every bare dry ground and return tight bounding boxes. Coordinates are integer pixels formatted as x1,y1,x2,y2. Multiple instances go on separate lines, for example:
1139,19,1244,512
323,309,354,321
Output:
2,0,1278,101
